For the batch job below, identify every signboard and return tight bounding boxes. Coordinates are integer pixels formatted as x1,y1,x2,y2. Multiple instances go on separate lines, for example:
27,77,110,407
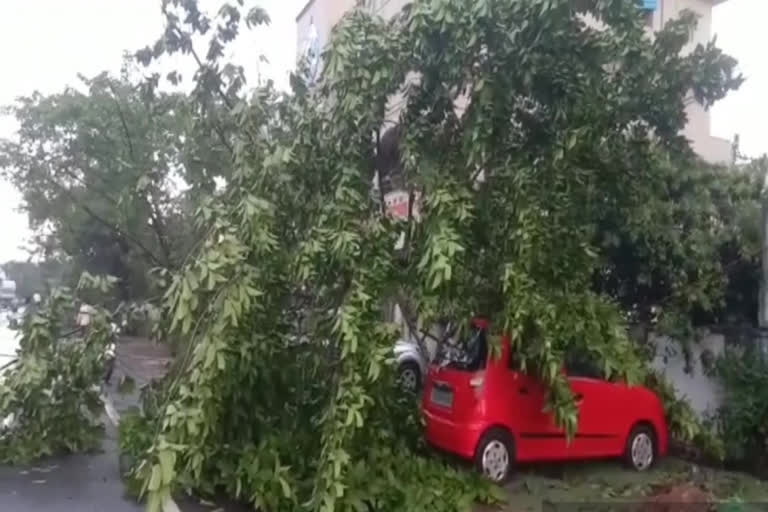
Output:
384,190,420,221
385,190,421,251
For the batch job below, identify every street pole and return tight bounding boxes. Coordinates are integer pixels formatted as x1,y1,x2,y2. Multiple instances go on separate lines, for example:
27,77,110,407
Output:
760,193,768,326
758,157,768,357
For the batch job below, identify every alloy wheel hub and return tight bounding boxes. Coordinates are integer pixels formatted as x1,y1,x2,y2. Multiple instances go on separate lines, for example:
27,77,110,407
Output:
482,440,509,481
631,432,654,470
400,368,417,391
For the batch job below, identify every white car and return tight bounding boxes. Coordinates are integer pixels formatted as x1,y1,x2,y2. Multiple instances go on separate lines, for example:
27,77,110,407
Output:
393,321,462,394
394,339,427,393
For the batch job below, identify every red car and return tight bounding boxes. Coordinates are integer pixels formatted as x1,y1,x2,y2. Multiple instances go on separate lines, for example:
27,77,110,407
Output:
422,319,668,483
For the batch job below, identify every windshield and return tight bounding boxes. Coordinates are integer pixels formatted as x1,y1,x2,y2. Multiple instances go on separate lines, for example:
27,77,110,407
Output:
435,326,488,372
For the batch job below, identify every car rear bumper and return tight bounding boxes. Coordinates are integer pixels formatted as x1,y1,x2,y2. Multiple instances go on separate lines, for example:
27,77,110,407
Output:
423,408,484,460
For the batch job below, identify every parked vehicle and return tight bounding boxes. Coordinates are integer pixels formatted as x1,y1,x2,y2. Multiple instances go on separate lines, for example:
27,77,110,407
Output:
395,339,427,393
422,318,668,483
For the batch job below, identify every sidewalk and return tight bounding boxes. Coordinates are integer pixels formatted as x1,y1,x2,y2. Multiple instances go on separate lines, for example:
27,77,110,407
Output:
108,337,174,415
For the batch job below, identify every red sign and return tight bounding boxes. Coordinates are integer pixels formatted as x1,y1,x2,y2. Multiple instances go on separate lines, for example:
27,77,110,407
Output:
385,190,420,220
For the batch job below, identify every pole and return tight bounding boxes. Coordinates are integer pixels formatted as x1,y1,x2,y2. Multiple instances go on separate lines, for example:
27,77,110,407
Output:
758,157,768,357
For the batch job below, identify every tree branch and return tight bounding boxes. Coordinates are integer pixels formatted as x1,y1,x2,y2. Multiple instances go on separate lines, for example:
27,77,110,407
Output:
31,167,165,268
170,26,256,153
49,162,173,268
104,82,174,268
106,81,137,161
147,196,174,267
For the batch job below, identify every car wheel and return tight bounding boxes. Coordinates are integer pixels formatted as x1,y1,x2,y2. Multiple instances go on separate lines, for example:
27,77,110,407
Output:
474,428,515,484
397,361,421,393
624,424,656,471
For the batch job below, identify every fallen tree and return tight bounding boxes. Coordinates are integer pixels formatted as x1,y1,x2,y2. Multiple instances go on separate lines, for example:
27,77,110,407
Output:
0,0,752,510
115,1,747,511
0,274,116,463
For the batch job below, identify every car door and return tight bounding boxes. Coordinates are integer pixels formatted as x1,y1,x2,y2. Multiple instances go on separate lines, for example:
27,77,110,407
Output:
566,352,625,458
506,351,569,461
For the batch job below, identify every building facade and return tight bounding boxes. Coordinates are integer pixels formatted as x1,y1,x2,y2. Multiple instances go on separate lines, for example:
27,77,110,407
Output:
297,0,733,164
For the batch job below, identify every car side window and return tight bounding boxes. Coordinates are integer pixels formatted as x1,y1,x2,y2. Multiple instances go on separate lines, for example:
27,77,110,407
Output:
565,350,603,379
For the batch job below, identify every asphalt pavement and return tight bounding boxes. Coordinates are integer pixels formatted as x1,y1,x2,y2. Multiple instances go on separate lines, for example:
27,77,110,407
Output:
0,335,229,511
0,427,143,512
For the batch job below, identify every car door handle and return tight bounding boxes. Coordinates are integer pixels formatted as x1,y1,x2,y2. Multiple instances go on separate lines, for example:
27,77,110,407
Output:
519,387,529,395
574,393,584,403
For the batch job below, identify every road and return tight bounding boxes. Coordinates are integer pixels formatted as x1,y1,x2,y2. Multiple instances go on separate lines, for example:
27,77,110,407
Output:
0,322,230,511
0,428,143,512
0,314,142,511
0,423,230,512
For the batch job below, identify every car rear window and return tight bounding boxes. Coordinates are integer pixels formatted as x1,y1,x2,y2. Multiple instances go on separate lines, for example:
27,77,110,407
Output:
565,350,604,379
435,326,488,372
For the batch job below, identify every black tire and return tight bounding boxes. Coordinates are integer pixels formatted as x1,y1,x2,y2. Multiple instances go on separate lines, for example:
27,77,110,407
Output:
474,427,515,484
624,424,657,471
397,361,422,393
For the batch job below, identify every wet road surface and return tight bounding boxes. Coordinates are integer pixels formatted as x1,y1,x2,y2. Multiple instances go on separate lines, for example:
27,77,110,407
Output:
0,334,232,511
0,431,143,512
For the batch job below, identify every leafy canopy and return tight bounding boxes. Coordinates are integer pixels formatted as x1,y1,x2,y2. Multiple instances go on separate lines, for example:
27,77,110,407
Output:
0,66,233,299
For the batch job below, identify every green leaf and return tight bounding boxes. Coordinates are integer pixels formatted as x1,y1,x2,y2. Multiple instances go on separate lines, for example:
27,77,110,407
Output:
148,464,162,492
158,450,176,485
278,476,291,498
147,491,162,512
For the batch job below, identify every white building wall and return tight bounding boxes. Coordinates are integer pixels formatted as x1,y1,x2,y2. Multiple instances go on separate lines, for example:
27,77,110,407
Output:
651,0,733,164
651,332,725,417
295,0,357,65
368,0,410,19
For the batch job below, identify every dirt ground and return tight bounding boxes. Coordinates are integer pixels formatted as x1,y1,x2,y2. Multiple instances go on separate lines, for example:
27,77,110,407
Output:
476,457,768,512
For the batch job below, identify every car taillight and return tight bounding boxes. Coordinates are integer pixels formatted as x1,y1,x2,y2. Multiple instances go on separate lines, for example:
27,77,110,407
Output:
469,376,484,398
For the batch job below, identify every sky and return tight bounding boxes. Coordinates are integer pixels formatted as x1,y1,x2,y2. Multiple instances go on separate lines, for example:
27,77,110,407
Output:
0,0,766,264
711,0,768,157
